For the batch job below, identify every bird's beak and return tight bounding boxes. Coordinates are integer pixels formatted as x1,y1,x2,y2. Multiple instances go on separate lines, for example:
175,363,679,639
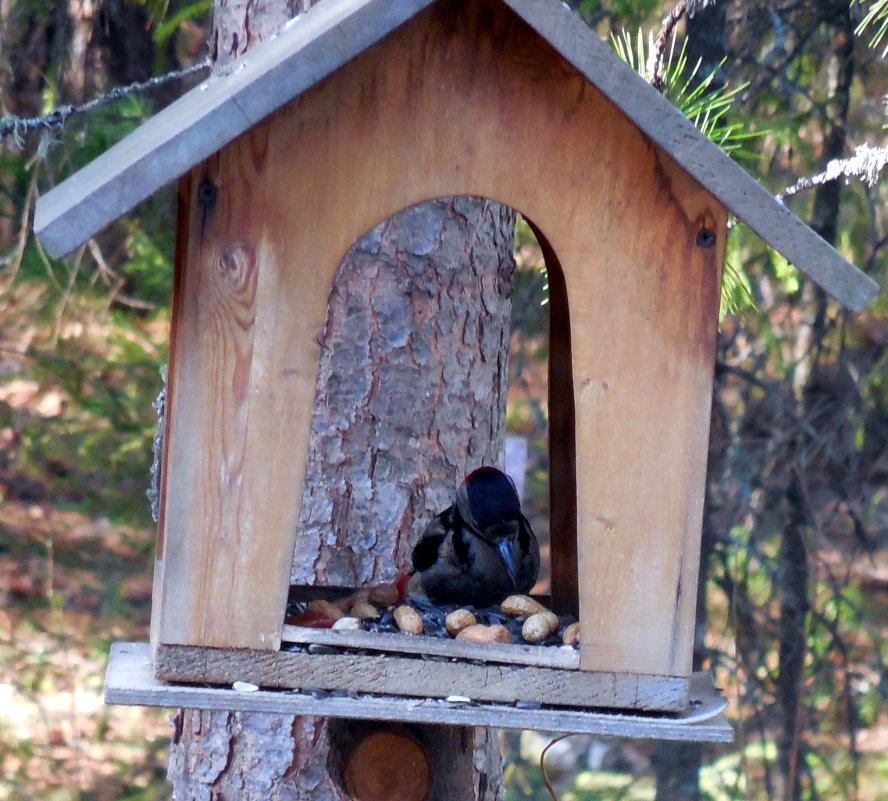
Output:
496,539,518,586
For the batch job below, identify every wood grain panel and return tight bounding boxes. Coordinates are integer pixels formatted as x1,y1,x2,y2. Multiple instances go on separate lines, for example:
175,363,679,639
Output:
157,0,724,672
34,0,876,313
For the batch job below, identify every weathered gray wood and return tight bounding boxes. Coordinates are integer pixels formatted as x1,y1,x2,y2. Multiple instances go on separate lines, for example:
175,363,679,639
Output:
501,0,878,311
34,0,436,258
153,643,687,711
107,642,733,742
34,0,877,309
280,625,581,669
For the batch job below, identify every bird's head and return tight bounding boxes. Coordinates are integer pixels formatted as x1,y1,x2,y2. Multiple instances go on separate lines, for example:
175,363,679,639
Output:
455,466,521,535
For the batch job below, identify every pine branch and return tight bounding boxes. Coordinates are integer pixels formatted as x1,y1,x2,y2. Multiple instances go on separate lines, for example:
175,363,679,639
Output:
0,60,210,148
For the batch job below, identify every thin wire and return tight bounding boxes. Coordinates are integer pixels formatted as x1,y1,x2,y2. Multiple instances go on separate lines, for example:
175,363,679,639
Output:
0,60,210,146
540,733,575,801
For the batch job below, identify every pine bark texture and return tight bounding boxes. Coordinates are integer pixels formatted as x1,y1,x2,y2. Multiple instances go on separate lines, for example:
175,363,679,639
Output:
167,6,515,793
210,0,311,70
292,196,515,586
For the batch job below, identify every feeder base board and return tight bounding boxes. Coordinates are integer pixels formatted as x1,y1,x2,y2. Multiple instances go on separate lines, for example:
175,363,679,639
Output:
154,641,686,711
106,642,732,743
280,624,581,669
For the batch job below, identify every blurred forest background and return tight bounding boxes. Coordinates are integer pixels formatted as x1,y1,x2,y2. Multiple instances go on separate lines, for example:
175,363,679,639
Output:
0,0,886,799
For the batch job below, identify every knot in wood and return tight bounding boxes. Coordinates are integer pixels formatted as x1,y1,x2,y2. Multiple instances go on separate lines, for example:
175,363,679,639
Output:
217,242,256,287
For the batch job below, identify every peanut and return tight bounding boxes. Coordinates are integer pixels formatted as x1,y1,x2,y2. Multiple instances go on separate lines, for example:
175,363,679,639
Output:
455,624,512,644
445,609,477,637
501,594,546,618
393,604,424,635
562,621,581,646
307,599,344,621
350,601,381,619
522,611,559,643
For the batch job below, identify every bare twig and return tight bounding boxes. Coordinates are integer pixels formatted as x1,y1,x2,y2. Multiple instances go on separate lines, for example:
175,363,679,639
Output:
648,0,717,89
648,1,687,90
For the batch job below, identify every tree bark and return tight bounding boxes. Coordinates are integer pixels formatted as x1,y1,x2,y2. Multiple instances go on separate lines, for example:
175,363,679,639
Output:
168,10,514,799
210,0,307,71
292,196,514,587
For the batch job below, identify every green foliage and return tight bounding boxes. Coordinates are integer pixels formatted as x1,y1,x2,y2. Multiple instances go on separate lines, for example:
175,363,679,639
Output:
152,0,212,50
720,258,756,318
611,30,761,157
856,0,888,55
573,0,662,29
0,17,175,527
612,30,763,316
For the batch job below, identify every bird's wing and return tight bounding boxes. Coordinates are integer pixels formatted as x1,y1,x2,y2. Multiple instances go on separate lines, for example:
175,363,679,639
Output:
411,507,452,572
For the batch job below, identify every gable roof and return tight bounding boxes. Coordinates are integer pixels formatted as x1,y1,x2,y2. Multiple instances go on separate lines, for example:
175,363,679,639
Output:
33,0,878,311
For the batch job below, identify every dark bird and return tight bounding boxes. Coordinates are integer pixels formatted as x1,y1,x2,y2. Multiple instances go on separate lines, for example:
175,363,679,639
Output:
411,466,540,607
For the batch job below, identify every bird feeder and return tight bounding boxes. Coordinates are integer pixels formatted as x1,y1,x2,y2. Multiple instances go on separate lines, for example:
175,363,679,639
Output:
35,0,877,744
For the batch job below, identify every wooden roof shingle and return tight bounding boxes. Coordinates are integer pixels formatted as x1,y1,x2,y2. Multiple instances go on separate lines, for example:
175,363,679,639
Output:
33,0,879,310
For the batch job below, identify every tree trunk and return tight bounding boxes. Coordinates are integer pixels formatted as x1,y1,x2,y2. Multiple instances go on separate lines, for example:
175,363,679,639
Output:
777,15,853,801
292,196,514,587
169,9,514,800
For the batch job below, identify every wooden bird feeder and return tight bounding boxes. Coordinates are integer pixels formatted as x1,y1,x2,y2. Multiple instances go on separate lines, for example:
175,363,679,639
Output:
35,0,877,744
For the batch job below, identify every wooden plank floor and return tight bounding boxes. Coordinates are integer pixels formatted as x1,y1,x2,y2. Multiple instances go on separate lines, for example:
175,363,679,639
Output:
154,641,688,711
107,642,733,743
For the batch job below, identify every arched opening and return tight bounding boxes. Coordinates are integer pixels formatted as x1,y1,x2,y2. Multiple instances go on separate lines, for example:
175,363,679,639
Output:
508,216,577,617
288,196,577,617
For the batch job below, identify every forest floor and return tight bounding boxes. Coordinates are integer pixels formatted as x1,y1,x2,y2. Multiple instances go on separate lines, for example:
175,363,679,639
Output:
2,483,887,800
0,498,169,801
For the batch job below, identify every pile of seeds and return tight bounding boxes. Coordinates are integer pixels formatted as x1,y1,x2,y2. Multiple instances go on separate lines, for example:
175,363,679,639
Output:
287,585,579,648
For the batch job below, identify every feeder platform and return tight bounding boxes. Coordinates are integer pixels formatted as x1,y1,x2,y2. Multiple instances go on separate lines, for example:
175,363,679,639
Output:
106,642,733,743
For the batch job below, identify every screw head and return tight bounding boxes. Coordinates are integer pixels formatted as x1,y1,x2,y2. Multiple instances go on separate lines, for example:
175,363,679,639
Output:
197,179,218,210
696,228,716,249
